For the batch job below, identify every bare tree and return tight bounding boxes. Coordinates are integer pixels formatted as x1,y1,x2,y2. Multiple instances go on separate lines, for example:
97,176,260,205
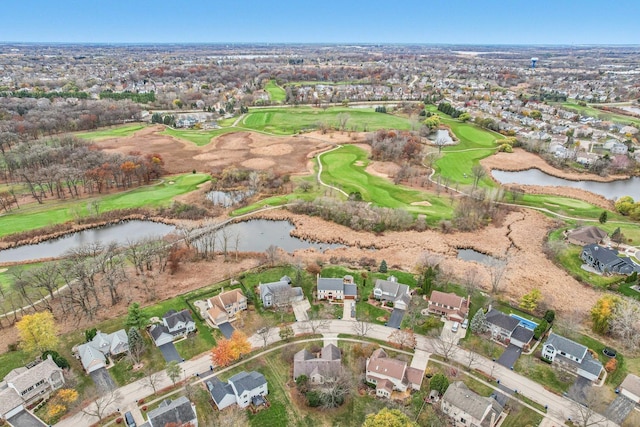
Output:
305,309,330,334
569,387,609,427
471,164,487,189
428,330,458,361
352,320,371,337
337,113,350,132
142,369,164,394
465,346,481,371
487,258,507,294
82,390,122,422
265,244,279,266
321,369,353,409
609,297,640,351
219,227,232,261
388,329,417,349
256,321,275,348
434,135,448,154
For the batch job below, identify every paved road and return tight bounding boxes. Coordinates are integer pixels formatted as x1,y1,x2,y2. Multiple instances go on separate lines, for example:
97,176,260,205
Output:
56,320,618,427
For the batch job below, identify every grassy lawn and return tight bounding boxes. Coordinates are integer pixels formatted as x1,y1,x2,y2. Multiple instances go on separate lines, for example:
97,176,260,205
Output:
265,80,286,103
319,144,454,221
560,101,640,126
501,405,544,427
514,356,574,394
0,173,209,238
241,106,412,135
75,124,146,140
161,126,241,146
555,244,621,288
0,349,30,379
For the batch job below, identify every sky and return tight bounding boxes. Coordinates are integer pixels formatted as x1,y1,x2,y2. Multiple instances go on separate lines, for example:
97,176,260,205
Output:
2,0,639,45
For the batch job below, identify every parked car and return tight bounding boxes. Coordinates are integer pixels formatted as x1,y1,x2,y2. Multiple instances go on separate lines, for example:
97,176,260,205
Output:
124,411,136,427
451,322,460,332
461,318,469,329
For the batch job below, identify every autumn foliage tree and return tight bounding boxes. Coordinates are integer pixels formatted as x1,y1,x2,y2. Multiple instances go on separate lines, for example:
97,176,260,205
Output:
211,331,252,367
591,295,618,334
16,311,59,354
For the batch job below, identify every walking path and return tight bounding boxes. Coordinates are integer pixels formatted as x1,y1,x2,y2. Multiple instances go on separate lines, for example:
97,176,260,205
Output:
316,144,349,197
56,319,618,427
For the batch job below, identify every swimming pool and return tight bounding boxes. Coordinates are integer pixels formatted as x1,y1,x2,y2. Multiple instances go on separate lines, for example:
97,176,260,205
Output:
510,313,538,331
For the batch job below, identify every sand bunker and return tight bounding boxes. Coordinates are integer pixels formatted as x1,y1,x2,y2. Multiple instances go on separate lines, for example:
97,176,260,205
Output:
411,201,432,206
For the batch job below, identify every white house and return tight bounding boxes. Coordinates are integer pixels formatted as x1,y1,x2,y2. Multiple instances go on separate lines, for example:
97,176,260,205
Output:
542,332,604,381
373,276,411,310
207,371,268,410
149,309,196,346
316,275,357,301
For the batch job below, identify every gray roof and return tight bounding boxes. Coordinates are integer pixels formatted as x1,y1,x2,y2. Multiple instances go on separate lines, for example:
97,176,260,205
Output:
511,326,533,343
568,226,608,244
317,277,345,291
163,309,194,330
229,371,267,396
344,283,358,297
147,396,196,427
485,309,520,333
149,324,171,341
443,381,502,424
374,279,409,300
206,378,235,405
259,280,290,295
293,345,342,380
544,332,587,361
581,352,605,377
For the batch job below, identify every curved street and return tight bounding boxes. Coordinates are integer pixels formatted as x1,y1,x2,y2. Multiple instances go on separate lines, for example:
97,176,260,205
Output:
55,319,618,427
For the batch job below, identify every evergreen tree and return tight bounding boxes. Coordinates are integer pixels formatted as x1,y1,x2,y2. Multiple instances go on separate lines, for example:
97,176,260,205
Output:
379,260,388,273
599,211,608,224
127,327,146,364
429,373,450,394
125,302,147,330
470,309,487,334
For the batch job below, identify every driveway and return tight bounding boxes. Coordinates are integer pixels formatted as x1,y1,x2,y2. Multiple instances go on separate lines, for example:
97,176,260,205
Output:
497,344,521,369
6,411,47,427
605,395,635,425
218,322,235,339
90,367,116,392
410,349,430,372
292,299,310,321
567,376,591,404
387,309,405,329
158,342,182,363
342,300,356,321
440,319,464,344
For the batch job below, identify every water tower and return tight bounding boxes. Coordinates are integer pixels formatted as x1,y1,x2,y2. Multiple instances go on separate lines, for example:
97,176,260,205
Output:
531,57,538,69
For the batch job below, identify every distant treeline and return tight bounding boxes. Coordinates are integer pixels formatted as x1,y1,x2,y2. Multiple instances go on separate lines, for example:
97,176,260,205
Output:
99,90,156,103
0,90,89,99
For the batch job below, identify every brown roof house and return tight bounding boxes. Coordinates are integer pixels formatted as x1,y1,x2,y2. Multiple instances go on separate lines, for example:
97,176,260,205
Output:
207,289,247,327
0,356,65,420
441,381,504,427
365,348,423,398
567,226,608,246
293,344,342,384
427,291,469,322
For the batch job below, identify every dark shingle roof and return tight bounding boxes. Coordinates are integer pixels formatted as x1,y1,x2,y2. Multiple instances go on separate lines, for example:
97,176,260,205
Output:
545,333,587,361
207,378,235,405
229,371,266,395
511,326,533,343
147,396,196,427
317,277,344,291
163,309,194,330
485,309,520,333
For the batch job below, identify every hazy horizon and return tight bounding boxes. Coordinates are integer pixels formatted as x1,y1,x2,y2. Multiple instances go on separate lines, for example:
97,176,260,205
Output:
3,0,639,46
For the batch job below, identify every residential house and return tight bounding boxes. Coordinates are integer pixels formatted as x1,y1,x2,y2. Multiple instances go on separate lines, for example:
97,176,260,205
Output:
441,381,504,427
147,396,197,427
373,276,411,310
0,357,65,420
293,344,342,384
427,291,469,322
365,348,423,398
484,309,533,349
149,309,196,347
541,332,604,381
259,277,304,308
566,226,608,246
77,329,129,373
207,289,247,326
620,374,640,404
207,371,268,410
581,244,640,275
316,274,357,301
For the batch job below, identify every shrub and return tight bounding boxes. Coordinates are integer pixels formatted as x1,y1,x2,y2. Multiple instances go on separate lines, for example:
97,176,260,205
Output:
42,350,70,369
533,319,549,340
605,358,617,373
543,310,555,324
306,390,322,407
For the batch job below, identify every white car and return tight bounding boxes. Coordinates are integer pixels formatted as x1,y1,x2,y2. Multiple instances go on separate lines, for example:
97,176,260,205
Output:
451,321,460,333
461,319,469,329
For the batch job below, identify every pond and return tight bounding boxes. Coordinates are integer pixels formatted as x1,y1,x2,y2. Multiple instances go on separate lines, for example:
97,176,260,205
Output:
194,219,344,253
206,189,255,208
0,219,344,263
0,220,176,264
492,169,640,201
433,129,455,145
456,248,504,267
